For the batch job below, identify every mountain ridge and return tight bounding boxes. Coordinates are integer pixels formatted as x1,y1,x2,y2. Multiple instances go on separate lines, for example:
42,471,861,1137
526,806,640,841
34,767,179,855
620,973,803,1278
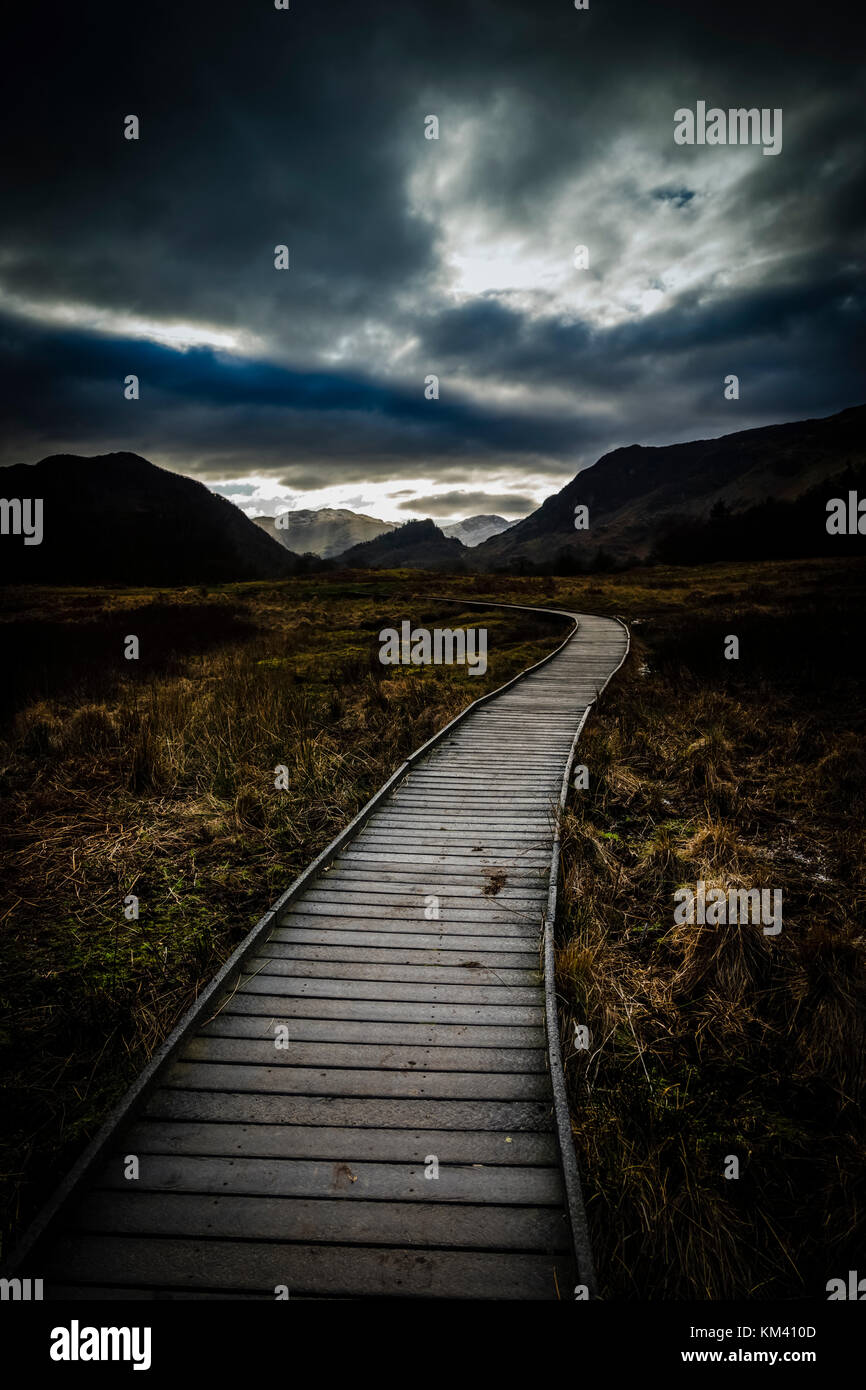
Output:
3,404,863,584
0,451,301,585
255,507,512,556
475,403,866,568
254,507,396,559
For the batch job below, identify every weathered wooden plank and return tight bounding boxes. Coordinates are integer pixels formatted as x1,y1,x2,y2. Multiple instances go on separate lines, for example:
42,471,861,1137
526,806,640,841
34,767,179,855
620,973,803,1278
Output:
199,1017,545,1048
234,959,540,987
263,938,539,963
265,929,541,951
314,871,546,895
364,811,553,824
334,851,550,868
397,785,552,796
345,833,550,847
384,800,554,811
162,1062,551,1100
353,826,551,838
296,896,543,915
302,881,545,903
397,786,558,794
216,995,544,1025
279,899,542,923
353,820,548,832
119,1121,556,1164
316,866,548,888
269,921,541,944
261,954,540,977
42,1235,573,1299
181,1036,548,1073
142,1090,556,1132
383,809,552,819
349,835,550,849
395,795,553,804
70,1192,569,1251
271,920,542,942
235,975,543,1003
333,855,549,878
415,762,559,772
261,941,539,967
93,1154,564,1205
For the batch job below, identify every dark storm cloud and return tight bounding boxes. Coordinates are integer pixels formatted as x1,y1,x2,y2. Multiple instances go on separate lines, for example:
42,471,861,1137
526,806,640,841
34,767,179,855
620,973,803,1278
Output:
419,265,864,393
397,491,533,517
0,309,607,479
1,0,864,495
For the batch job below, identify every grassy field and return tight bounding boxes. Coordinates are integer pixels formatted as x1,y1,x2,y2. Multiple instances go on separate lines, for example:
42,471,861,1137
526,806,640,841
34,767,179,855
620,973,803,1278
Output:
1,558,863,1297
549,558,866,1299
0,580,566,1254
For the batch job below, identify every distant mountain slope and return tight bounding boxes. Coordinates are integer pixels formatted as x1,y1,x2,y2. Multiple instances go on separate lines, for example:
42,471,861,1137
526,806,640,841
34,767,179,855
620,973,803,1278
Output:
336,518,466,570
0,452,300,585
476,404,866,570
442,514,512,547
255,507,395,558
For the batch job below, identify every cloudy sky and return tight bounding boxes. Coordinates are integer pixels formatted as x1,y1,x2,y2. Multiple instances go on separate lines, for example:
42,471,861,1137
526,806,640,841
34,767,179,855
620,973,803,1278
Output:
2,1,863,523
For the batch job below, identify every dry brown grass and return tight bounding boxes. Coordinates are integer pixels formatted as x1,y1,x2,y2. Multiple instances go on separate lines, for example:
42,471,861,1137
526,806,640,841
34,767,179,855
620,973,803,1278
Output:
0,579,565,1252
553,566,866,1299
2,557,863,1296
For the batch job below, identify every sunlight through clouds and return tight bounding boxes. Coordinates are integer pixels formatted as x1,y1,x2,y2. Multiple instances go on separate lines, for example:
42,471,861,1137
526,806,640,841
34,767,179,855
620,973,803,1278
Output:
0,289,264,355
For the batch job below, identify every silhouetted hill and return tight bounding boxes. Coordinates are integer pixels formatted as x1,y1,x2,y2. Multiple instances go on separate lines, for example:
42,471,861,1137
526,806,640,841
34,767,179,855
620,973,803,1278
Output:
476,404,866,571
336,518,466,570
0,452,303,585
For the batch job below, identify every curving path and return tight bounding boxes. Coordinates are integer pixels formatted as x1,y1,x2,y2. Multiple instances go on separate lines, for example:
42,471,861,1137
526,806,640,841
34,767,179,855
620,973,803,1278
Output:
8,604,628,1300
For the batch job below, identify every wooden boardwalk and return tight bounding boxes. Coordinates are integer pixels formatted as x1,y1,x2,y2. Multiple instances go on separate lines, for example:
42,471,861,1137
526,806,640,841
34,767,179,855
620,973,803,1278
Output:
9,605,628,1300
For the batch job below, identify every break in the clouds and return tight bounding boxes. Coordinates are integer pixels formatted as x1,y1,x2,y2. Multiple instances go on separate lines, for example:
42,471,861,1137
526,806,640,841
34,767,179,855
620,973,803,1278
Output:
1,0,863,518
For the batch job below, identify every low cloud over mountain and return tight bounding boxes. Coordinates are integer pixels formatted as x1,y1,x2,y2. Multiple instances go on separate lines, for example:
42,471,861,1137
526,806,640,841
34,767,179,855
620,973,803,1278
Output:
254,508,395,559
442,515,513,547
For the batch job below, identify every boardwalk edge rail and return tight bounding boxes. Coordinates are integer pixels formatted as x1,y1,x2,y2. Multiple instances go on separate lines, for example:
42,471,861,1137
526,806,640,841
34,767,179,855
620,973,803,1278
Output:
544,612,631,1300
5,598,630,1297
